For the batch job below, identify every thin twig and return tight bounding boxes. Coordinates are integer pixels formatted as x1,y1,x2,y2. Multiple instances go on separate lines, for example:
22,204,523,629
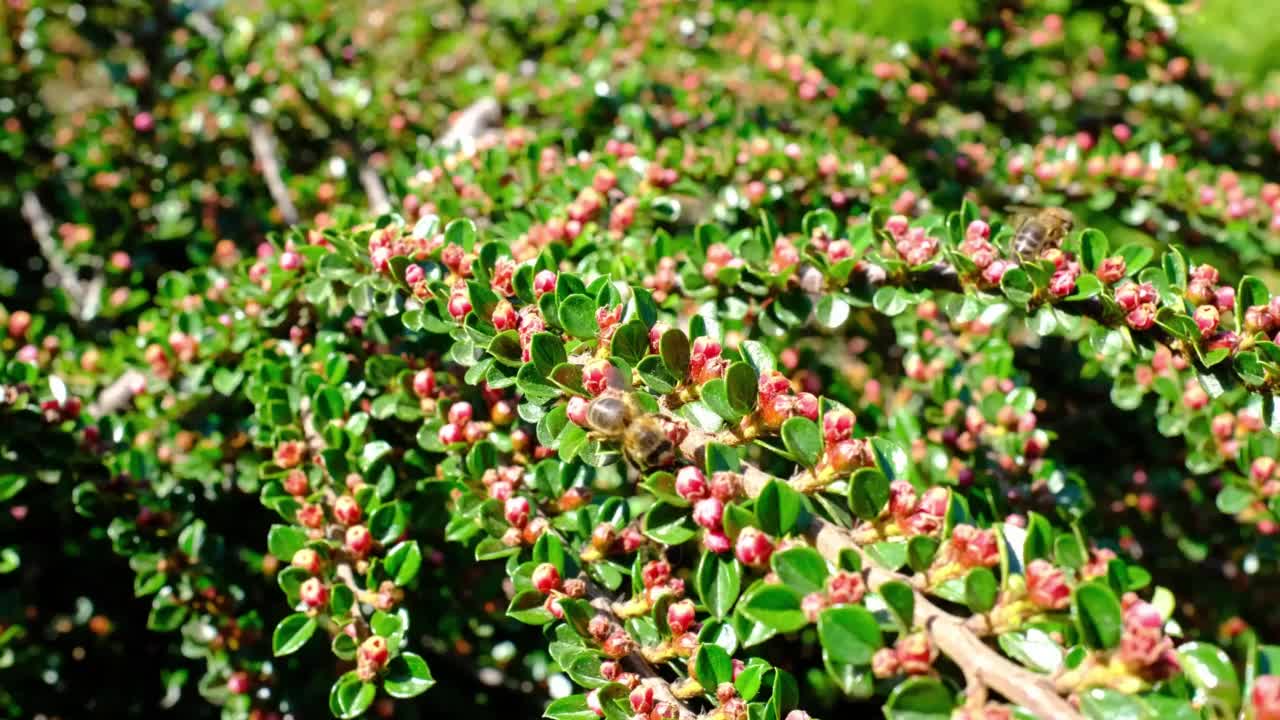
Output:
89,369,146,417
437,97,502,150
248,120,300,225
21,191,103,321
586,589,697,720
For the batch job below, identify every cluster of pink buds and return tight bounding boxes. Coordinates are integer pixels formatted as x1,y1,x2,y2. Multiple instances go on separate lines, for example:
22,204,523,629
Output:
871,632,937,678
1117,594,1179,679
770,235,801,272
482,465,526,502
582,359,622,396
609,196,638,235
947,524,1000,568
690,337,727,384
595,304,623,344
640,559,687,604
367,225,442,273
1042,249,1082,298
818,409,872,474
643,258,679,303
1250,457,1280,498
437,401,486,446
887,481,948,536
1114,280,1160,331
958,220,1014,284
702,243,746,283
1024,559,1070,610
1185,264,1235,313
800,570,867,622
756,370,817,429
885,216,939,266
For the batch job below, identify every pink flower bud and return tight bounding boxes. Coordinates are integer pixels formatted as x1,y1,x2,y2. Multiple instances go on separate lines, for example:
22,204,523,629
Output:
1125,303,1156,331
447,293,472,319
1096,256,1127,283
448,401,473,426
583,359,615,396
438,423,463,445
491,300,517,331
802,592,828,622
1252,675,1280,720
630,685,655,714
1194,305,1220,337
966,220,990,241
642,560,671,588
345,525,373,557
567,396,590,426
1026,559,1070,610
827,571,866,605
333,495,362,525
919,487,949,517
412,368,436,398
793,392,819,421
1048,270,1076,297
823,410,856,444
667,599,697,635
885,214,910,237
735,528,775,567
895,633,936,675
532,563,561,594
504,496,531,528
693,497,725,530
534,270,557,297
676,466,709,501
704,530,732,554
888,480,918,518
872,647,900,678
1216,286,1236,312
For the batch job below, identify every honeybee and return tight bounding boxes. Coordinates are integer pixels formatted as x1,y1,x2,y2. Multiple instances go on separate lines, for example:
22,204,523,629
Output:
1007,205,1075,261
586,391,675,469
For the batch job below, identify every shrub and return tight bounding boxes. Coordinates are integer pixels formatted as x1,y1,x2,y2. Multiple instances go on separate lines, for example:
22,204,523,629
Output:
5,2,1280,719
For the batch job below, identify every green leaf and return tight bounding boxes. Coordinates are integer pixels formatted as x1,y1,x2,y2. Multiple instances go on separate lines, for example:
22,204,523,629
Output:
1216,485,1254,514
696,552,742,618
369,503,407,544
0,476,25,502
740,340,776,375
740,585,807,633
880,580,915,630
643,502,698,546
867,541,908,571
870,438,909,481
385,652,435,698
848,468,890,521
329,672,376,720
530,333,568,377
507,590,555,625
725,362,758,415
559,294,599,339
385,540,422,586
884,677,956,720
816,295,851,328
268,525,308,561
1001,268,1035,305
1079,688,1149,720
1239,275,1271,311
964,568,998,613
1023,512,1053,563
1116,244,1153,275
873,286,911,316
907,536,939,572
660,329,691,379
272,613,317,656
757,479,803,537
1177,642,1241,715
610,321,649,364
770,547,829,595
693,643,734,688
818,605,883,666
997,628,1064,673
1073,582,1124,650
1079,229,1109,272
780,417,822,467
147,602,187,632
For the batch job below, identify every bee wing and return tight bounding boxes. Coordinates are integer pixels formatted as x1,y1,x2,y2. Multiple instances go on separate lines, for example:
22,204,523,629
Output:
1003,204,1038,226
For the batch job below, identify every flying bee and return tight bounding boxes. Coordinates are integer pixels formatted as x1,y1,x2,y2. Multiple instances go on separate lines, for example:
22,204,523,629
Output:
1007,205,1075,261
586,391,675,469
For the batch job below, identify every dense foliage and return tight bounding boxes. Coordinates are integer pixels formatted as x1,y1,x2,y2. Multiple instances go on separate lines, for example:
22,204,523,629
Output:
6,1,1280,719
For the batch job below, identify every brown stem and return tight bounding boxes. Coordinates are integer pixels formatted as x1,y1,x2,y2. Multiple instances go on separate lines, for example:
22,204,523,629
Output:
585,588,698,720
21,191,103,321
89,369,146,417
248,120,300,226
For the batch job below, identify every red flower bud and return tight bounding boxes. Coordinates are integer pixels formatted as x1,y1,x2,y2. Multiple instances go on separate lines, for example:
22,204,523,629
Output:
333,495,362,525
1096,256,1127,283
693,497,725,531
504,496,531,528
642,560,671,588
871,647,900,678
827,571,866,605
1026,559,1070,609
292,548,323,575
359,636,389,670
823,410,856,444
735,528,774,567
300,577,329,608
802,592,828,622
888,480,918,518
1048,270,1076,297
667,599,697,635
676,466,709,501
1252,675,1280,720
345,525,373,557
532,562,562,594
895,632,936,675
630,685,655,714
582,359,616,396
704,530,732,554
412,368,436,398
